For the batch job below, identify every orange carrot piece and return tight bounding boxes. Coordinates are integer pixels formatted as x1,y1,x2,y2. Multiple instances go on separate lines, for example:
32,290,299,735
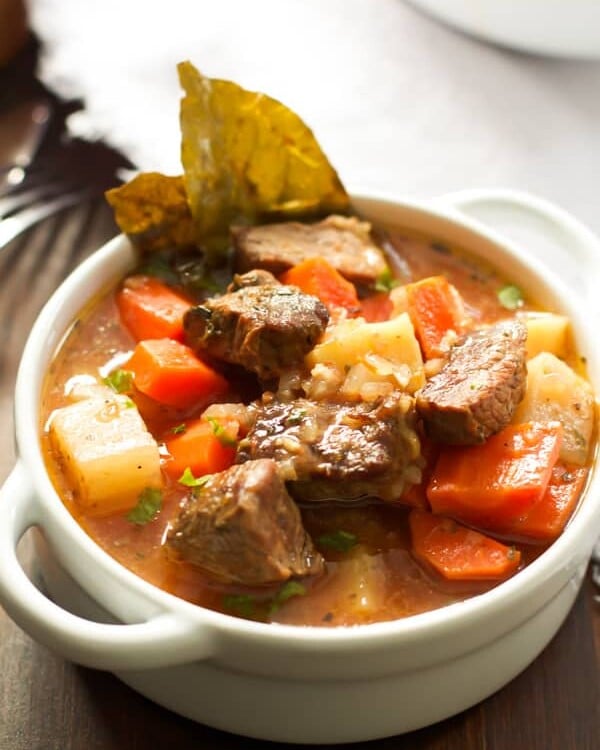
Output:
427,422,563,530
163,418,238,480
501,463,587,541
409,509,521,581
117,275,191,342
280,257,361,316
360,292,393,323
404,275,465,359
126,338,228,409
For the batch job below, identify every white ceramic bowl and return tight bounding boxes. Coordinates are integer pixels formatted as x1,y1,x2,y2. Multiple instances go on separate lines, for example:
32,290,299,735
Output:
406,0,600,59
1,189,600,744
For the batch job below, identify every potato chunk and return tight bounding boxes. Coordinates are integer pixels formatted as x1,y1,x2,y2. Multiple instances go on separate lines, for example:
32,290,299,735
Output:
49,394,162,515
514,352,595,465
306,313,425,393
520,312,570,360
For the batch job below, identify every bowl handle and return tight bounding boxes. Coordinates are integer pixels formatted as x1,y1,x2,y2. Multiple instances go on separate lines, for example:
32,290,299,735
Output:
432,188,600,297
0,462,215,671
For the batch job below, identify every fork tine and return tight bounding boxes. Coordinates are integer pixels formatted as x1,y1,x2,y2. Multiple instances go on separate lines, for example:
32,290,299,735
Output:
0,169,61,199
0,181,79,219
0,188,91,248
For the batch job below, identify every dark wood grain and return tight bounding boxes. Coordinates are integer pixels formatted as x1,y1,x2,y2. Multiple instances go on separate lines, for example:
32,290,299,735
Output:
1,39,599,750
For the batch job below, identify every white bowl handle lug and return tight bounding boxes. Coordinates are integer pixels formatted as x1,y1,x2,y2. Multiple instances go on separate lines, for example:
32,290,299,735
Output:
0,463,213,671
433,188,600,300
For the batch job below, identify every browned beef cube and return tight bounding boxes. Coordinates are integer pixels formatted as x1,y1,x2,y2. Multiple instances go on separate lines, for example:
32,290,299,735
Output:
184,283,329,379
236,394,422,502
416,319,527,445
232,215,388,287
226,269,280,292
166,459,324,585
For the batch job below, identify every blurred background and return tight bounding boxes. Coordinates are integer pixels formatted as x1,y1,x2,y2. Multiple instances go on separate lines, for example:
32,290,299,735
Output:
9,0,600,231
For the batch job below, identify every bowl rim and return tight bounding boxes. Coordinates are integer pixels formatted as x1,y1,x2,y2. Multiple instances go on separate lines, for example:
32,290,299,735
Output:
14,189,600,652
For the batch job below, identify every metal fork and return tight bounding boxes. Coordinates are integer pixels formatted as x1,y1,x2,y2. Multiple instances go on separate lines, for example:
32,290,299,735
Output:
0,96,92,246
0,177,90,247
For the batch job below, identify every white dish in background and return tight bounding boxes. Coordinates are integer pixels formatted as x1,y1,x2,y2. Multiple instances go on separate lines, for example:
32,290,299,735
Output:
0,189,599,744
406,0,600,59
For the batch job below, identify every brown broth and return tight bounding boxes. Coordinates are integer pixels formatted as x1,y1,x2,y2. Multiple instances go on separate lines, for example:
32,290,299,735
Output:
40,228,582,626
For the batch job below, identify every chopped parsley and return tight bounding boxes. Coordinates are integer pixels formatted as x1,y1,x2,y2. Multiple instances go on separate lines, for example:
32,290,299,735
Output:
178,467,211,488
206,417,237,446
137,251,180,285
374,266,397,293
103,368,134,394
223,594,255,618
497,284,523,310
269,581,306,614
171,423,187,435
174,255,225,295
126,487,162,525
317,530,358,552
285,408,307,426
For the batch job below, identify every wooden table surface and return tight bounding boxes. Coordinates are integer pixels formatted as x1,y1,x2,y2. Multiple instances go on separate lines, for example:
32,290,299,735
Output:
1,39,599,750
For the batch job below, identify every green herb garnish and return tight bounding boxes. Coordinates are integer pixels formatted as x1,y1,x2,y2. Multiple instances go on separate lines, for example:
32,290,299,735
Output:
103,368,134,394
178,467,211,488
374,266,397,293
285,408,307,426
206,417,237,446
126,487,162,525
317,530,358,552
138,251,180,285
171,423,187,435
223,594,255,618
269,581,306,614
497,284,523,310
175,257,225,295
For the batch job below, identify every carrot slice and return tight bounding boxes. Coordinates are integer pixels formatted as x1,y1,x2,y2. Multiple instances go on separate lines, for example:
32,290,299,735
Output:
409,509,521,581
404,275,465,359
117,275,191,342
280,257,361,316
427,422,563,530
126,338,228,409
163,418,238,480
360,292,393,323
501,463,587,541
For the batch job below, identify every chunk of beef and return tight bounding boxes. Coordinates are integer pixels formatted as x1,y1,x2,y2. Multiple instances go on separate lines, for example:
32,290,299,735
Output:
236,394,422,502
416,319,527,445
184,284,329,380
166,459,324,585
232,215,388,287
226,269,280,292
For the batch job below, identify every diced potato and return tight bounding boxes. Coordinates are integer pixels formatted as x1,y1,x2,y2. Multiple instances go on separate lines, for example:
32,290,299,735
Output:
66,380,115,402
519,312,570,359
306,313,425,393
389,285,408,318
310,550,388,626
514,352,595,465
49,394,162,515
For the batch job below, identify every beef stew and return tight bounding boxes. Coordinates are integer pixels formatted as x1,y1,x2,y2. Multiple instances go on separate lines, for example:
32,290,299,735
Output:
40,221,596,627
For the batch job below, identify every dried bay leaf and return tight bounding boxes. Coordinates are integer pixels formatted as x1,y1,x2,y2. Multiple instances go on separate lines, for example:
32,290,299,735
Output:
106,173,195,253
106,63,350,264
178,61,350,257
